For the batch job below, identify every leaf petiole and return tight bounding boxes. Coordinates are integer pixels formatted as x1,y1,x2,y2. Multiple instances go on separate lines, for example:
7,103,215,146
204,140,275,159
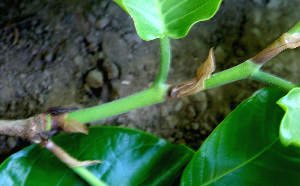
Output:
152,36,171,86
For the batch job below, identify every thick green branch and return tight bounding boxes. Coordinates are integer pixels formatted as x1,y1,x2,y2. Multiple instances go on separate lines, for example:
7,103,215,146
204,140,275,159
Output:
67,37,171,124
67,85,169,124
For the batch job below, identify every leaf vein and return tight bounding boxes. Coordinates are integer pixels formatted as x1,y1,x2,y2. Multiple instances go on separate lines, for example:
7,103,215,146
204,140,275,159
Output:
165,0,213,28
202,138,279,186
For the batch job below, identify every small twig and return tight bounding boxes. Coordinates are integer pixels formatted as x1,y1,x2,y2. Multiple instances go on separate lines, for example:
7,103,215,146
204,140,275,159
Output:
12,27,19,45
41,140,101,167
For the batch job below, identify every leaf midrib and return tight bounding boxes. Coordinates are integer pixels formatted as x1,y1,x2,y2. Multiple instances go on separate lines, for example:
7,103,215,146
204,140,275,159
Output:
165,0,213,27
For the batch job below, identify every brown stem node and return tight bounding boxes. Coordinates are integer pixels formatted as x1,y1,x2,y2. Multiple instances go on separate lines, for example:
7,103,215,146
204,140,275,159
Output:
251,33,300,65
45,107,88,136
168,48,216,99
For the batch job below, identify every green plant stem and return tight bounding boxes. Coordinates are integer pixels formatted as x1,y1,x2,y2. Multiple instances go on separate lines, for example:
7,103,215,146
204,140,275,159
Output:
71,166,107,186
152,36,171,86
204,59,298,91
250,71,297,91
204,60,260,89
67,37,171,124
67,84,169,124
67,59,297,124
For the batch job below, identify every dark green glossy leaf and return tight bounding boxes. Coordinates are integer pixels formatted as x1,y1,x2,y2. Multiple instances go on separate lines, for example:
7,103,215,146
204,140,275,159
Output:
0,127,194,186
181,87,300,185
277,88,300,147
113,0,222,40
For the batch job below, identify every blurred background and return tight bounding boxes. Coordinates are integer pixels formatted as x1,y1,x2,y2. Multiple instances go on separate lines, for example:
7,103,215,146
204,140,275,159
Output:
0,0,299,161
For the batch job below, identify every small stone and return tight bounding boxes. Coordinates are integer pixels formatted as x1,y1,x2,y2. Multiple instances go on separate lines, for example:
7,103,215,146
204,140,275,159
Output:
44,52,54,63
174,101,183,112
96,52,104,60
202,122,213,132
175,131,183,139
187,106,196,119
200,130,207,135
86,69,104,88
73,55,84,67
87,14,96,24
86,32,101,45
191,122,199,130
166,115,179,128
185,124,191,130
103,60,119,79
83,84,92,94
251,9,263,25
214,46,226,63
161,106,172,117
35,27,43,34
96,18,110,30
7,137,17,149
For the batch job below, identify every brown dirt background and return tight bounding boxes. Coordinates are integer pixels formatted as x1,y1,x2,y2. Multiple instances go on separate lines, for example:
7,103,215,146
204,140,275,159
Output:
0,0,299,162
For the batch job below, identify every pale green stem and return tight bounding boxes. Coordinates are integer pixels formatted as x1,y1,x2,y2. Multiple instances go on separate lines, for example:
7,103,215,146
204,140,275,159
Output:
204,60,261,89
152,37,171,86
250,71,297,91
204,59,297,91
67,84,169,124
71,166,107,186
67,37,171,124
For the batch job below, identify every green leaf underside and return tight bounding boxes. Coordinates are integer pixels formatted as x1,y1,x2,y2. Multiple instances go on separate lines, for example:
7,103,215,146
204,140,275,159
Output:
0,127,194,186
181,87,300,185
114,0,222,40
277,88,300,147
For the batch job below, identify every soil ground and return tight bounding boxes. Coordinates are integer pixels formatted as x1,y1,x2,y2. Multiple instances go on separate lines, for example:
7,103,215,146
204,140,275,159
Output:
0,0,299,162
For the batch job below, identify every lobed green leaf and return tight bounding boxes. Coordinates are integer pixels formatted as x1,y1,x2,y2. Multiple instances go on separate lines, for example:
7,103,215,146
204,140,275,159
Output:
181,87,300,185
0,127,194,186
113,0,222,40
277,88,300,147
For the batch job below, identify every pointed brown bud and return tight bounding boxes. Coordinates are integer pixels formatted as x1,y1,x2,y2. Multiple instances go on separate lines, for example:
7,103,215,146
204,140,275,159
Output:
168,48,215,99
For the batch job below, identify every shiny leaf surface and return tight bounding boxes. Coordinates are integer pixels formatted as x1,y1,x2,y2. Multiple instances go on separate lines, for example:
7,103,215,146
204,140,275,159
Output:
277,88,300,147
113,0,222,40
0,127,194,186
181,87,300,185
